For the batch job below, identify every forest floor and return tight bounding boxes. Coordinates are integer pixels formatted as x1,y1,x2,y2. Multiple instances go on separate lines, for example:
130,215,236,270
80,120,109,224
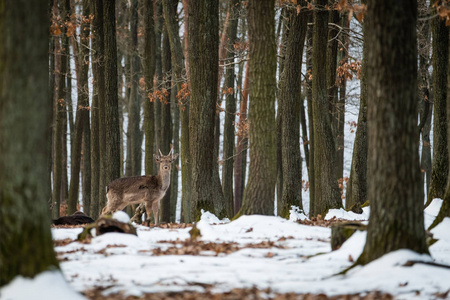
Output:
42,200,450,300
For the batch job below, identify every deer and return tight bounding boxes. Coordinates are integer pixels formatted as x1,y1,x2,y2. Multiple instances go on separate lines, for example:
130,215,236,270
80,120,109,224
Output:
101,149,178,225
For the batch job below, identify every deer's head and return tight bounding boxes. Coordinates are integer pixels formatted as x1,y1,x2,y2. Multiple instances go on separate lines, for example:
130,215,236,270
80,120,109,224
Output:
154,149,179,172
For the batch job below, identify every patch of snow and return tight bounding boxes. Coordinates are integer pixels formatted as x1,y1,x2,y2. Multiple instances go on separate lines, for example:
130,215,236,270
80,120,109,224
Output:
112,211,131,223
325,207,370,221
289,206,308,222
200,209,230,224
424,198,443,229
0,270,86,300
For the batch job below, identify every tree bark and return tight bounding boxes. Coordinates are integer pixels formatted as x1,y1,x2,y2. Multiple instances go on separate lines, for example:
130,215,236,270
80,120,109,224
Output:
163,0,191,223
234,61,249,214
103,0,121,184
357,0,429,264
91,0,106,217
306,14,315,217
236,0,277,217
128,0,142,177
346,4,368,209
311,0,341,216
222,0,240,218
279,3,308,218
428,13,448,201
189,0,227,220
0,0,59,284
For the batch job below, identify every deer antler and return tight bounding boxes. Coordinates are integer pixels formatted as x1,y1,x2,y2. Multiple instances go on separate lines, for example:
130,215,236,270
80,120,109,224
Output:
168,148,173,158
159,149,163,156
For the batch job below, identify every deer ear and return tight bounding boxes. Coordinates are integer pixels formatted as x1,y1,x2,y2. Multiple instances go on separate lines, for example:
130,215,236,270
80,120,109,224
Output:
172,153,179,161
153,154,161,163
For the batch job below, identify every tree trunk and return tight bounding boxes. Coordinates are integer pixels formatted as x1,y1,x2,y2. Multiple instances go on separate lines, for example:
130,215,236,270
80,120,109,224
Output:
357,0,429,265
0,0,59,284
81,0,91,215
327,4,341,183
428,13,449,201
279,3,308,218
346,3,368,210
236,0,277,217
160,27,172,223
276,8,289,214
103,0,121,184
418,0,432,203
68,0,90,214
306,14,315,218
234,61,249,214
91,0,106,217
222,0,240,218
189,0,227,220
163,0,191,222
127,0,142,178
52,0,71,218
311,0,341,216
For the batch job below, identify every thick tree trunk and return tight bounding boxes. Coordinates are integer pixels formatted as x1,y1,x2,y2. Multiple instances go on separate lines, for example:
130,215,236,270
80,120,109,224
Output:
236,0,277,217
189,0,227,220
357,0,429,264
103,0,121,184
279,3,308,218
0,0,59,284
428,14,449,201
311,0,341,216
91,0,106,217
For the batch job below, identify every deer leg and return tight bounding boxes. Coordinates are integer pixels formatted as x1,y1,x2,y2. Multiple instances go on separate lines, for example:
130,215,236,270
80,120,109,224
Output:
152,200,160,226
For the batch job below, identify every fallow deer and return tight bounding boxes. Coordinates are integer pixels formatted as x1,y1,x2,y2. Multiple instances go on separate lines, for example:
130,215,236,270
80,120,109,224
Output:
101,149,178,225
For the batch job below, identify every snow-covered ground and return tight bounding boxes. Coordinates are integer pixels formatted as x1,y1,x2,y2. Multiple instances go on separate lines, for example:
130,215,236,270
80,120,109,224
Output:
2,199,450,300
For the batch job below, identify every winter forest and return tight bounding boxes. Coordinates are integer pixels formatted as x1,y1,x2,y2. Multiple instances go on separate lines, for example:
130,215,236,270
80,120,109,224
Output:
2,0,450,299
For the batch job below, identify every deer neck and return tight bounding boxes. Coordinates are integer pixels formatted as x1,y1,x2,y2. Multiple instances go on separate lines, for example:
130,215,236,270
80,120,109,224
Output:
157,169,171,191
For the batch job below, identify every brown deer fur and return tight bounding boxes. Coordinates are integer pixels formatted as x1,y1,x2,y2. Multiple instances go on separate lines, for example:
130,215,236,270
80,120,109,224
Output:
101,150,178,225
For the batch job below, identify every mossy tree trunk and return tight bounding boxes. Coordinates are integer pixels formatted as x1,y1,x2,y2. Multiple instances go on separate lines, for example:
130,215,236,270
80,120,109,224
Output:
428,11,448,201
0,0,60,285
103,0,121,184
429,8,450,230
222,0,240,219
357,0,429,265
346,1,367,210
278,2,308,218
189,0,226,220
91,0,106,217
311,0,341,216
236,0,277,217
